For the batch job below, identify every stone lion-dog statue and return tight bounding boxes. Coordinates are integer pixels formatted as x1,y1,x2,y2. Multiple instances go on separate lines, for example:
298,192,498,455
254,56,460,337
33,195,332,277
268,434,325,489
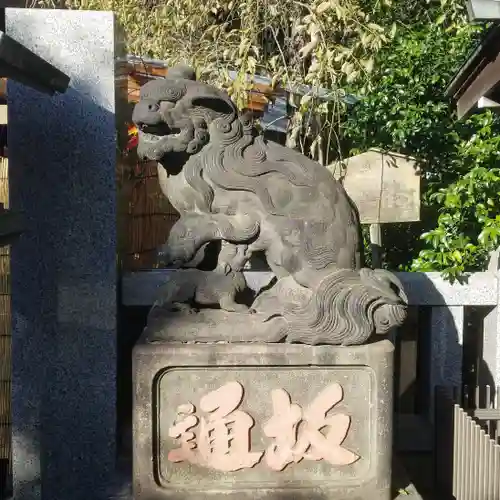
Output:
132,65,407,345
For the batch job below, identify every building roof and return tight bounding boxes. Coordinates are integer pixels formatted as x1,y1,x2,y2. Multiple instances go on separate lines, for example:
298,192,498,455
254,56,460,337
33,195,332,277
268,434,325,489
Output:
446,23,500,118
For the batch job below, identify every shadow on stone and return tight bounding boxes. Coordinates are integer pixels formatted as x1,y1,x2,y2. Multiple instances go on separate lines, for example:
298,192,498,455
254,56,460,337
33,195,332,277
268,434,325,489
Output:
7,8,127,499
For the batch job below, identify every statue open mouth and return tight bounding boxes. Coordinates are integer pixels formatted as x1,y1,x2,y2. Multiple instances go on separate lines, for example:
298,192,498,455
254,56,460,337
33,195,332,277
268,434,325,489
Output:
137,123,194,161
138,124,185,151
139,122,173,138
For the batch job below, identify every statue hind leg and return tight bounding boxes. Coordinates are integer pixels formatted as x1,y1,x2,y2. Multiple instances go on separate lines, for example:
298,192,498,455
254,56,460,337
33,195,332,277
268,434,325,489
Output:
216,241,251,273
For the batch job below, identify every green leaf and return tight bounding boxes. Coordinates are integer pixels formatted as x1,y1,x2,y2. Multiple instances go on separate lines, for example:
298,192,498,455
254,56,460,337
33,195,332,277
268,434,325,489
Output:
452,250,462,263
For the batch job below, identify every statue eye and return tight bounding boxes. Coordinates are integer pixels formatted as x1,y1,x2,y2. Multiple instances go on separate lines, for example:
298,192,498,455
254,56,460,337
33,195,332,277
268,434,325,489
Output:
147,102,160,112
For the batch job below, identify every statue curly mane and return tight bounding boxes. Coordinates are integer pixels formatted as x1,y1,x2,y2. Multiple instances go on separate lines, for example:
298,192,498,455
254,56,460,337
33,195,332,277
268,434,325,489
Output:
175,111,315,208
179,114,363,272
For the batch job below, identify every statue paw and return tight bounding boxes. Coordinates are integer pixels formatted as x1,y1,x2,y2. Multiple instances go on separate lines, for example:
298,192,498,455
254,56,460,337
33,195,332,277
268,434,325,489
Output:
220,300,249,313
157,245,187,268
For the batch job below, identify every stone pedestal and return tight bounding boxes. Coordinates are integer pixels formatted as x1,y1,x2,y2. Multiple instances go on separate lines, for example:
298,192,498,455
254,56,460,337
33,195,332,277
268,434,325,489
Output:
133,335,394,500
6,9,124,500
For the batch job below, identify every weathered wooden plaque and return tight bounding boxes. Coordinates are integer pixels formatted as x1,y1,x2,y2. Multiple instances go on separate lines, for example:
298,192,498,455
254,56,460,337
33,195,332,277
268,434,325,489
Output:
329,149,421,224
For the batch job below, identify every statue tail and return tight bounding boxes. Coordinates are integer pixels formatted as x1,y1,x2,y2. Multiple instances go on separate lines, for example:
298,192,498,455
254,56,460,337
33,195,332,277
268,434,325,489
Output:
282,268,407,346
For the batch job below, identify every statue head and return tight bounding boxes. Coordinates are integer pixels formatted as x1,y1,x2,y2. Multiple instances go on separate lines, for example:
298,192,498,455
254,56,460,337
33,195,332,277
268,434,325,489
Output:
132,65,238,166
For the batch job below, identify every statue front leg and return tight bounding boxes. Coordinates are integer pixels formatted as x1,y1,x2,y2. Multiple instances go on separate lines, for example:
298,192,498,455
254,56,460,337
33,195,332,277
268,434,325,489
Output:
157,217,199,267
158,213,260,267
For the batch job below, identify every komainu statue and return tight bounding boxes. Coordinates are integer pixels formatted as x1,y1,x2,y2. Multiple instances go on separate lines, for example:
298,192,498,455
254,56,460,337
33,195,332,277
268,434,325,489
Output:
132,65,408,345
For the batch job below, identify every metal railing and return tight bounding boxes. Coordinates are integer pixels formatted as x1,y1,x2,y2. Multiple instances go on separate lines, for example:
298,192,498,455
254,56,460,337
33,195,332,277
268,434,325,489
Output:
435,385,500,499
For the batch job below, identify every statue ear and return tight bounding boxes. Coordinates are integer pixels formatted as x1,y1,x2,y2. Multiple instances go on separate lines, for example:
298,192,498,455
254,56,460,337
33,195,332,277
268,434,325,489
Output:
192,96,236,116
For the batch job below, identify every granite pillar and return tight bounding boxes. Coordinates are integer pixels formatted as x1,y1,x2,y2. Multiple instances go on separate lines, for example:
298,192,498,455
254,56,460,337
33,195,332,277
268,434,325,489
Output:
6,9,121,500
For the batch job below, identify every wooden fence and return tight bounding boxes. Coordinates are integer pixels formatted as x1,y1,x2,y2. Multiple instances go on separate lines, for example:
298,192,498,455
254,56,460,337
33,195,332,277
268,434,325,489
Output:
435,385,500,499
0,157,11,497
117,58,175,271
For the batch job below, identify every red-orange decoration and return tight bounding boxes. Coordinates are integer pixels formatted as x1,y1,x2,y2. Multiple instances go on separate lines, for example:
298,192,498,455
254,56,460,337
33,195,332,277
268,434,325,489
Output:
126,124,138,152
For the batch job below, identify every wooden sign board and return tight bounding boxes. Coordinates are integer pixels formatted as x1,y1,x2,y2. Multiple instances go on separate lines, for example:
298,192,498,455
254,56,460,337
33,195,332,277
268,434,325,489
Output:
329,149,421,224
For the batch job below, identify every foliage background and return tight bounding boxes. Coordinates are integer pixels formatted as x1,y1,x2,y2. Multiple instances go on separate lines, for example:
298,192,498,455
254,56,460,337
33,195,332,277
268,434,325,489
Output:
38,0,500,278
343,4,500,280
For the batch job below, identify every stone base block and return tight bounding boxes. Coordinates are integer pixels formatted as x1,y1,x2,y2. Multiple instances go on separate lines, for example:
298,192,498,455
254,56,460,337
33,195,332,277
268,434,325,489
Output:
133,335,394,500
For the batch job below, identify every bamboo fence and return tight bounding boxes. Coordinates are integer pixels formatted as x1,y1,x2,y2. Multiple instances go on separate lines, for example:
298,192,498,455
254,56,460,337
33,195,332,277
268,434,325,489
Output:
0,157,10,465
0,78,10,476
118,60,275,271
